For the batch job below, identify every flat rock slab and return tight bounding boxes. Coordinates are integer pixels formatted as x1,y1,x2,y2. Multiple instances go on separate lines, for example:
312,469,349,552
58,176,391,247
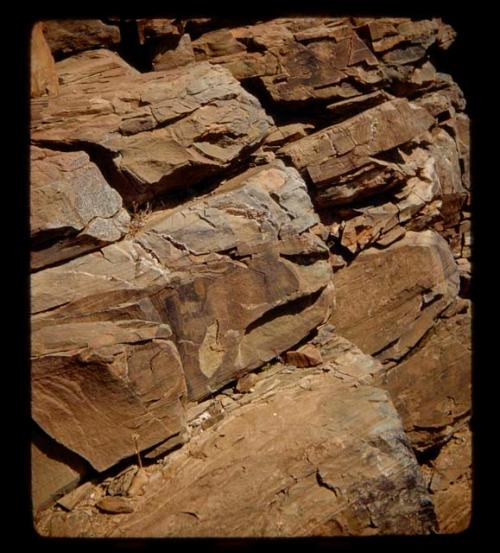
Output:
39,372,436,537
31,49,273,205
329,230,459,361
31,427,89,512
31,161,333,472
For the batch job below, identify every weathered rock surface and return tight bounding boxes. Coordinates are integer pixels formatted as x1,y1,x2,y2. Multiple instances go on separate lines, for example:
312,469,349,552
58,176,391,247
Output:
30,16,471,537
422,425,472,533
36,368,436,537
280,98,434,206
31,161,333,473
30,146,130,270
31,22,59,98
136,19,183,44
329,230,459,361
190,17,454,107
283,343,323,367
151,33,196,71
31,49,273,205
376,302,471,451
32,319,188,472
43,20,121,58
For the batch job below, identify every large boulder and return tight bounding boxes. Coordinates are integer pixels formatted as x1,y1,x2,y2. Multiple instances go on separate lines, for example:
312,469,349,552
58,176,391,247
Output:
279,98,435,206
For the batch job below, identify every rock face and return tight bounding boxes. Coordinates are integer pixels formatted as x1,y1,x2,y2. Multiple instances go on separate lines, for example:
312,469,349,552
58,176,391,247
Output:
376,302,471,451
189,17,453,106
31,50,272,205
35,364,436,537
329,230,459,361
31,160,333,472
280,98,435,205
30,146,130,270
422,425,472,533
31,428,89,512
31,16,471,537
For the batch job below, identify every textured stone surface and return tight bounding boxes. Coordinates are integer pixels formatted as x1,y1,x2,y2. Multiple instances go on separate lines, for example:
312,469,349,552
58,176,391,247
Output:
44,19,121,57
31,161,333,470
31,50,272,205
30,16,471,536
32,320,187,472
329,230,459,361
423,425,472,533
283,344,323,367
376,303,471,451
152,34,195,71
30,146,130,270
191,17,454,106
32,428,89,512
31,22,59,98
35,369,436,537
280,98,434,206
136,18,182,44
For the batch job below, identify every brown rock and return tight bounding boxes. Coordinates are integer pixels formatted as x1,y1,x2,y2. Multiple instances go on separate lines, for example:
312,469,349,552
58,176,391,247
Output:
284,344,323,367
144,431,188,460
192,18,381,104
31,427,89,512
31,161,333,470
43,19,121,57
363,18,455,54
279,99,434,206
376,305,471,451
57,482,95,511
235,372,258,393
136,19,182,44
106,466,138,497
264,123,315,148
30,146,130,270
31,321,188,472
31,22,59,98
96,496,135,514
313,329,385,385
44,372,436,536
152,34,195,71
425,425,472,533
329,230,459,361
127,468,149,497
31,50,273,205
191,17,453,107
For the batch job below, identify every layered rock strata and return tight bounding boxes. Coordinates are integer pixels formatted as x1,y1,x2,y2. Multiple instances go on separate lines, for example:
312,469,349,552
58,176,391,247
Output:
31,16,472,536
